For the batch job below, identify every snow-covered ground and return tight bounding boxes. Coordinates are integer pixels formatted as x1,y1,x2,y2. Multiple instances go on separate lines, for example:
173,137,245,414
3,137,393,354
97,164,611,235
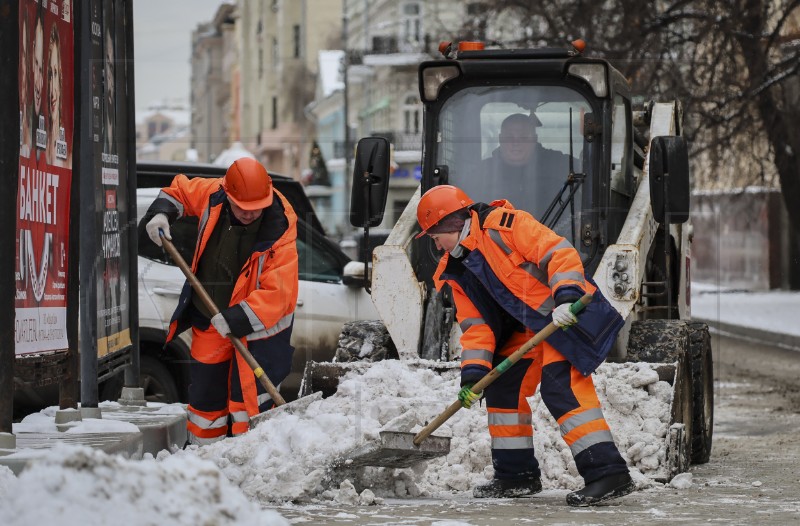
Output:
1,359,670,525
2,282,798,525
691,282,800,337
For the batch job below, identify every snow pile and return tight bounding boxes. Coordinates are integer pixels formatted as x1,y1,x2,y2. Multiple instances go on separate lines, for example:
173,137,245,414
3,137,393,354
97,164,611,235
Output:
0,444,288,526
0,359,673,515
14,406,140,434
174,359,669,503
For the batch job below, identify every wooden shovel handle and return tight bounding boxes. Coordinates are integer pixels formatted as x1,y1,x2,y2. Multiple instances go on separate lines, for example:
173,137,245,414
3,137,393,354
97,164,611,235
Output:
159,232,286,406
413,294,593,445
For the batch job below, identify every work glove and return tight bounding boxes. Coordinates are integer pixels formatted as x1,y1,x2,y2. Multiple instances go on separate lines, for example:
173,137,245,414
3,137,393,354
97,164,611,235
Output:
210,313,231,336
552,303,578,329
458,384,481,409
145,213,171,247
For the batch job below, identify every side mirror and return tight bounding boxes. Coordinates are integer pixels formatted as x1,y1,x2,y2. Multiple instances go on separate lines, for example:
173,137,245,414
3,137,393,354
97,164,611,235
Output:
349,137,391,228
342,260,368,287
649,136,690,224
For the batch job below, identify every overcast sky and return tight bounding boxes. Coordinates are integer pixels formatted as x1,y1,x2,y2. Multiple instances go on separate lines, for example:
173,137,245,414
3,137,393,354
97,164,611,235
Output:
133,0,226,115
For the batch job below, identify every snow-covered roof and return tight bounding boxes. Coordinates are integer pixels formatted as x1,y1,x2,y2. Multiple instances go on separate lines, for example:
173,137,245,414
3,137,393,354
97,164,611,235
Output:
135,109,191,128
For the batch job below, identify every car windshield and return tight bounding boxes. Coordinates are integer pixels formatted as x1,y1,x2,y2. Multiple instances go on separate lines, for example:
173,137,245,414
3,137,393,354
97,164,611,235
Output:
435,85,592,248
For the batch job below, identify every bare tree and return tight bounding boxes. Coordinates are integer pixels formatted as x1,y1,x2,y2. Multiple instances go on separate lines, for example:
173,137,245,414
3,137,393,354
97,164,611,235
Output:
459,0,800,284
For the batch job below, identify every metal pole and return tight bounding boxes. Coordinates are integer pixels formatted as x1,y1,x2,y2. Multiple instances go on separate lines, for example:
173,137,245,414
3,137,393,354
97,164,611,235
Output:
0,0,20,435
61,0,83,411
342,1,351,226
122,0,140,391
79,0,99,410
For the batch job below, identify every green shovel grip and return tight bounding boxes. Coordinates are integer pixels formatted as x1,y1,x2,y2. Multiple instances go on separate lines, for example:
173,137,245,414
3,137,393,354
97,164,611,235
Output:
569,295,591,316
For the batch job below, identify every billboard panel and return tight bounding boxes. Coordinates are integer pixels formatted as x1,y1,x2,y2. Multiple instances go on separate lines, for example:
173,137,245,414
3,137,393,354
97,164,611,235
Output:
15,0,75,355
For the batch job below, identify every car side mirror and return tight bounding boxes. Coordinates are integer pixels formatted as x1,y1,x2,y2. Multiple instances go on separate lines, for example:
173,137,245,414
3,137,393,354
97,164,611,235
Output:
349,137,391,228
649,135,690,224
342,260,368,287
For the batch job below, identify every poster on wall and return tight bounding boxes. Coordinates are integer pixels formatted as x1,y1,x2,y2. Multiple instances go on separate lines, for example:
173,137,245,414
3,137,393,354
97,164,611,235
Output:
92,0,132,358
15,0,74,355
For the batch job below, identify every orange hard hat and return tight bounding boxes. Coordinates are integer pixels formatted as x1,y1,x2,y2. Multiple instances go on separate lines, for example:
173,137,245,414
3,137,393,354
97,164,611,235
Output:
416,185,473,239
223,158,273,210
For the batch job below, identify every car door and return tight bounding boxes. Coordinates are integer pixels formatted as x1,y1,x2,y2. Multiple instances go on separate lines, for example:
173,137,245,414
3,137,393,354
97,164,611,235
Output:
137,197,200,331
291,228,379,364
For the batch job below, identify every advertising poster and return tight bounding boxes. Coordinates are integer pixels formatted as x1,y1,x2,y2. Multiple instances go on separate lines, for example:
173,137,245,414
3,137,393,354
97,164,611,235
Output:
15,0,74,355
92,0,132,357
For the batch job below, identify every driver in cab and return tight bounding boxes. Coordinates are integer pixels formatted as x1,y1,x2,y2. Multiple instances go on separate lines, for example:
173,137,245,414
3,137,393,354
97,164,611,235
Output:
479,113,573,215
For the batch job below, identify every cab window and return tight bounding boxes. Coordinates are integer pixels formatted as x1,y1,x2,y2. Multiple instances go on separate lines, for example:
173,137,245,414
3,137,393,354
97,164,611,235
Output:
434,85,592,255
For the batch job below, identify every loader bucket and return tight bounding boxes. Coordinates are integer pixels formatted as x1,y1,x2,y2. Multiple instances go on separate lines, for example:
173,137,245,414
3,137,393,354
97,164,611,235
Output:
625,319,695,482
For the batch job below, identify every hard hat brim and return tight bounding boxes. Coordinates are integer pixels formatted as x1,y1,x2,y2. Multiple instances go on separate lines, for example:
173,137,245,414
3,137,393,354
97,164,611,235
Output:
227,188,273,210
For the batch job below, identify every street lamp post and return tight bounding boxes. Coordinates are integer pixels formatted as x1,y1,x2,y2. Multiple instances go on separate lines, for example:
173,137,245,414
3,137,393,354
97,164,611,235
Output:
342,2,352,231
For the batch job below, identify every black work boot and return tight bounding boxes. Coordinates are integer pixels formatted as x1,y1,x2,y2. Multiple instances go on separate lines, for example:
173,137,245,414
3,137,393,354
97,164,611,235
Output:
473,476,542,498
566,472,635,507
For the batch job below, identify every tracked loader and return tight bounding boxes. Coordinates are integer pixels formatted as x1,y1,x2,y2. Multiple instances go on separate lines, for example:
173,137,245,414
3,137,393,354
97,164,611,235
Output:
302,39,713,480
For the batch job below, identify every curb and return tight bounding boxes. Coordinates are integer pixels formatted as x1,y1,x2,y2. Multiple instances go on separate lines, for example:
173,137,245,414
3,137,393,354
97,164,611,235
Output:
693,317,800,352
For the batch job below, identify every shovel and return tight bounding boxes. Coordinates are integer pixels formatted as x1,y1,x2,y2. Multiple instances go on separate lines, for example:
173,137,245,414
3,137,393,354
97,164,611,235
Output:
413,294,593,446
159,232,286,407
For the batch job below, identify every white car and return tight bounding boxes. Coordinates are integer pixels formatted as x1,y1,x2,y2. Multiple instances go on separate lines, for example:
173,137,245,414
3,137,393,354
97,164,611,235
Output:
101,162,378,403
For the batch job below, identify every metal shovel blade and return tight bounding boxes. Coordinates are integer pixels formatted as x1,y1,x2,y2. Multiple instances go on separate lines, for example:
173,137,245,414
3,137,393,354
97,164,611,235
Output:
341,431,451,469
249,392,323,429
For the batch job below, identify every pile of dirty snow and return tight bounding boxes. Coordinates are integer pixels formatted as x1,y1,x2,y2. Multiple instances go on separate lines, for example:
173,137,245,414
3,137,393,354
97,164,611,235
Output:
0,444,288,526
172,359,670,503
0,359,674,514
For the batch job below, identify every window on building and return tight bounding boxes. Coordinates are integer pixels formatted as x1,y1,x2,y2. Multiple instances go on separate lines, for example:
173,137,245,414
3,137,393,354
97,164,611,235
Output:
272,37,279,68
272,96,278,129
392,199,408,225
402,94,420,135
466,2,487,15
400,2,422,45
258,48,264,78
293,25,301,58
258,105,264,145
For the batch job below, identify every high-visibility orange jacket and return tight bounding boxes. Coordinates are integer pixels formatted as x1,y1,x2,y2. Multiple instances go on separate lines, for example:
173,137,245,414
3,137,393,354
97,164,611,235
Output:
434,200,623,380
144,174,299,357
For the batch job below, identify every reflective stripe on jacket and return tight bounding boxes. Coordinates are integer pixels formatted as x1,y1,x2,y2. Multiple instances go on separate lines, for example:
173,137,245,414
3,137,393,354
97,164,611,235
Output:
434,200,623,376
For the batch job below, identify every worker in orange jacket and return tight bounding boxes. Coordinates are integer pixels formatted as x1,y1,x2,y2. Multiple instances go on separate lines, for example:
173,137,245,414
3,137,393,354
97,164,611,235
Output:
144,158,299,445
417,185,634,506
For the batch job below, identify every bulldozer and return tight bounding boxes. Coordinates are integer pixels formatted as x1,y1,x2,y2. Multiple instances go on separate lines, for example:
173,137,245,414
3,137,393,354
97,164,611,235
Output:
303,39,713,481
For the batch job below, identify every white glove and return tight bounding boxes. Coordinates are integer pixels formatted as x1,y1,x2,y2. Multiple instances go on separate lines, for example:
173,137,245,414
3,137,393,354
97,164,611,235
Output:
145,213,171,247
552,303,578,328
211,313,231,336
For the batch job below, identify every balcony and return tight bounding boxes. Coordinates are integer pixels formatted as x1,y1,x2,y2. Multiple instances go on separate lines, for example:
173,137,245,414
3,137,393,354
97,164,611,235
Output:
392,132,422,152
